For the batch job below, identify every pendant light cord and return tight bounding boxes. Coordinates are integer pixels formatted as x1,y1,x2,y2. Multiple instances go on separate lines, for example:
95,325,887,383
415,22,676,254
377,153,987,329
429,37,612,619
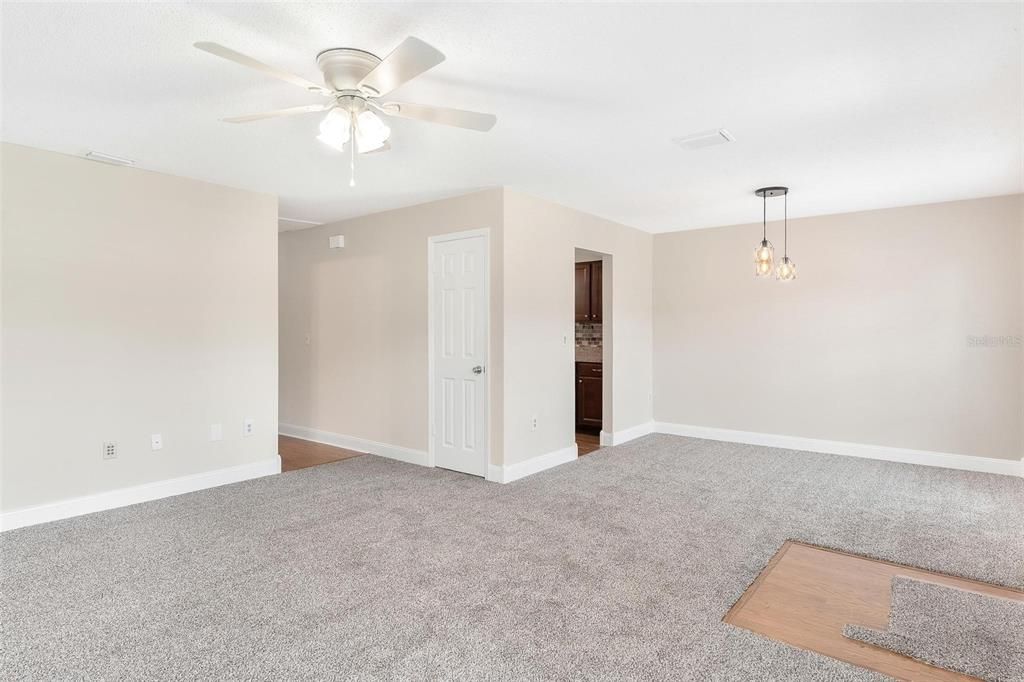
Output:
783,192,788,256
762,193,767,242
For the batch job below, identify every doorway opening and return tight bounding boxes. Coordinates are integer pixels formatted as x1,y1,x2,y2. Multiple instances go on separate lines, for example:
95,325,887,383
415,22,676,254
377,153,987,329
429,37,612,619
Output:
574,248,610,456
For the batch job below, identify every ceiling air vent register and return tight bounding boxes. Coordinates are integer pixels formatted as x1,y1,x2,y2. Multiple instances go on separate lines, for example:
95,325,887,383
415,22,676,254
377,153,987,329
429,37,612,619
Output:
672,129,735,151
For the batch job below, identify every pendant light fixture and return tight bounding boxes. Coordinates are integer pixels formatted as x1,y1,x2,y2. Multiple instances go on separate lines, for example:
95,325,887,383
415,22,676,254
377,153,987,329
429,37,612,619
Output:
753,187,776,277
753,186,788,278
775,189,797,281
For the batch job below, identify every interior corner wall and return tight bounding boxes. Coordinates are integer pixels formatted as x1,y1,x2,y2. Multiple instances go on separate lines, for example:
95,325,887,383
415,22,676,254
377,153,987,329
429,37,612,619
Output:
501,189,654,467
0,143,279,512
652,194,1024,462
1019,195,1024,459
278,189,505,464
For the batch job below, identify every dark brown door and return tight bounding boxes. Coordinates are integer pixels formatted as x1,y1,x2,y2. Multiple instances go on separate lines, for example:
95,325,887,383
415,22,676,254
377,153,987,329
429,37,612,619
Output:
589,261,602,322
575,362,603,429
575,263,591,322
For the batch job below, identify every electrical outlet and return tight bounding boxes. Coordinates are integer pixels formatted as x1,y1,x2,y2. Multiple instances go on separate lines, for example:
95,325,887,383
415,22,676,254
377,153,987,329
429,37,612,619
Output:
210,423,223,441
243,417,255,437
102,441,118,460
151,434,163,451
531,415,538,431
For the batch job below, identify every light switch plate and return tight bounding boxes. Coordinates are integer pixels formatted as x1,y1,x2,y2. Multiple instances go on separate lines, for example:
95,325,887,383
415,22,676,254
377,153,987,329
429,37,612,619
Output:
151,434,163,451
243,417,255,437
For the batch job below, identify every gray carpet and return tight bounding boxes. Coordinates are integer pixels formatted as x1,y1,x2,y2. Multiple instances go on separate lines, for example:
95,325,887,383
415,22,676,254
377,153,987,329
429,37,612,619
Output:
844,576,1024,681
2,434,1023,680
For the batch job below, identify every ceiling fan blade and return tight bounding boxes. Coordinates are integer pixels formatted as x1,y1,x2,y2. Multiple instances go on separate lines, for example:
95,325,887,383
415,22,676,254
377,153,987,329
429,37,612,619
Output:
379,101,496,132
195,42,328,94
358,37,445,97
222,103,333,123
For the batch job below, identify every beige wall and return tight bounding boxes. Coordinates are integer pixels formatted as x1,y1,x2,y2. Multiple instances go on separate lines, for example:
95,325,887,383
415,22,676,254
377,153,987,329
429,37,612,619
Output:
653,195,1024,461
278,188,653,469
502,189,654,465
278,189,505,461
1,143,279,511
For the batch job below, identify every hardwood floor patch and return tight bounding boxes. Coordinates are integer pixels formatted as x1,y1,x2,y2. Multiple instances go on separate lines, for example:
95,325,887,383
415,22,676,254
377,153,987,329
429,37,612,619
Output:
278,435,365,472
576,431,601,456
724,540,1024,681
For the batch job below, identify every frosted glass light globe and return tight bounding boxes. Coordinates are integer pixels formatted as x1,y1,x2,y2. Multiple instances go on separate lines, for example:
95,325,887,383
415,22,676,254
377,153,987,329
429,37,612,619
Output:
317,109,351,151
355,111,391,153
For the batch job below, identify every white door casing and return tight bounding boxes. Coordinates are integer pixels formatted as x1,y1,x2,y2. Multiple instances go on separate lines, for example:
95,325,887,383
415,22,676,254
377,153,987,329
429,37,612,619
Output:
428,229,489,477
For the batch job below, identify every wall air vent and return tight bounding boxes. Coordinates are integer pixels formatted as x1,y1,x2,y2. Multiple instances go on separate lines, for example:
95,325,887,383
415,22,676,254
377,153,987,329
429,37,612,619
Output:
672,129,735,151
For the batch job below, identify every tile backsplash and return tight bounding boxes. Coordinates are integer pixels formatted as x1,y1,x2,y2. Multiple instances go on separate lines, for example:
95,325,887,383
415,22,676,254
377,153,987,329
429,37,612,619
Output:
576,322,602,347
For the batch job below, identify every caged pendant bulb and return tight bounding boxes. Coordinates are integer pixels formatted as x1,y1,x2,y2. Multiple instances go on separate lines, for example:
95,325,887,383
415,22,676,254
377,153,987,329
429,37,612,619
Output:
776,256,797,281
775,189,796,281
754,239,774,277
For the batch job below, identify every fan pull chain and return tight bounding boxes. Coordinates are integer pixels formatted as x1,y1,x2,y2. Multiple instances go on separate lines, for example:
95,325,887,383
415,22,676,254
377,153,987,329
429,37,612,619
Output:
348,114,356,186
349,114,356,187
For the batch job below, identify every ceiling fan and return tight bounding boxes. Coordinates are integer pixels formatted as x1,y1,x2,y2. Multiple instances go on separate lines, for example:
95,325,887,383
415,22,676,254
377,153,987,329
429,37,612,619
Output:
194,37,496,183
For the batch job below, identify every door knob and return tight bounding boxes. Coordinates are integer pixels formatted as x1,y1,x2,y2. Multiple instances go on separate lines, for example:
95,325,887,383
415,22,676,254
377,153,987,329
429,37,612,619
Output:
472,365,485,375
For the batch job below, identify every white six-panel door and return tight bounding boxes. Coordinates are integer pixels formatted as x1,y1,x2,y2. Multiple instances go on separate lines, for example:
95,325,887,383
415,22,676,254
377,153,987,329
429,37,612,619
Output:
429,231,488,477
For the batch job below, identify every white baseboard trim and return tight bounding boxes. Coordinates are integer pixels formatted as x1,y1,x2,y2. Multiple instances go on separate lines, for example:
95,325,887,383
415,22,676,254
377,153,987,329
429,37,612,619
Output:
487,443,578,484
654,422,1024,478
0,455,282,532
601,421,657,446
279,423,429,468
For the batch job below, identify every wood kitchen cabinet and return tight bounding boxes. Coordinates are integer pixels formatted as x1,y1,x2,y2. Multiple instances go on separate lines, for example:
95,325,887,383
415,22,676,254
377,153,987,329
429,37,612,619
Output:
574,261,602,322
575,362,603,429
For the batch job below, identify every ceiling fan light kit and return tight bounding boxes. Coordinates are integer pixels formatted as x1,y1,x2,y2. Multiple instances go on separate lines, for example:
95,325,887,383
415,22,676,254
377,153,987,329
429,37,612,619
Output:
194,37,496,186
753,186,797,282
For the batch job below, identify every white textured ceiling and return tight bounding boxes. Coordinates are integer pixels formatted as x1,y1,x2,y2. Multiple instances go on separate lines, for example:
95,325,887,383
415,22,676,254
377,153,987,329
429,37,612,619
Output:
2,3,1021,233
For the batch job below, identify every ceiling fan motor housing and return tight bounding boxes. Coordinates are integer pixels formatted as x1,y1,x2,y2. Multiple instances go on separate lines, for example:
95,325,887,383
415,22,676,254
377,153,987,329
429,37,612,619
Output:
335,94,367,115
315,48,382,94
